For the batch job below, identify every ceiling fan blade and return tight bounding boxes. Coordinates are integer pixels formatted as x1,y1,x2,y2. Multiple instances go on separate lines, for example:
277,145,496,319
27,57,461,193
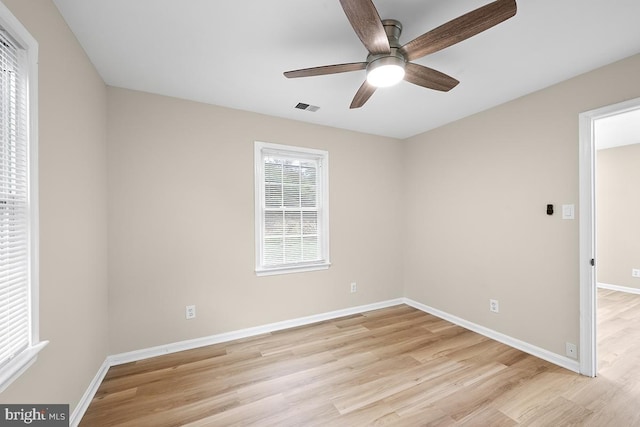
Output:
404,63,459,92
400,0,517,61
350,81,376,109
339,0,390,55
284,62,367,78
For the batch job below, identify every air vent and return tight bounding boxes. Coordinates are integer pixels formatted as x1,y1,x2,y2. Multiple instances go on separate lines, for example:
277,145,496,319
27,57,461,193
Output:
294,102,320,112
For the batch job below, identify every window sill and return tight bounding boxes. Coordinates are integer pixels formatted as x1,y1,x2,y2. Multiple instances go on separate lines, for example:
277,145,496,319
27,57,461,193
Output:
0,341,49,393
256,262,331,277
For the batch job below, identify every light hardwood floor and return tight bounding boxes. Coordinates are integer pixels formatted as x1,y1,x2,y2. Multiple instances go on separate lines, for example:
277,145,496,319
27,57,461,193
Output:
80,291,640,426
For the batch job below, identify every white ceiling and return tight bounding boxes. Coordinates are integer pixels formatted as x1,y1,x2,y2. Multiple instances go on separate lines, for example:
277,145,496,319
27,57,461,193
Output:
52,0,640,139
595,108,640,150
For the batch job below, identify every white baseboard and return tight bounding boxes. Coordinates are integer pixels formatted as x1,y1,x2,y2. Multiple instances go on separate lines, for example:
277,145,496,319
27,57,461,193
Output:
70,358,111,427
109,298,405,366
73,296,579,424
597,282,640,295
402,298,580,373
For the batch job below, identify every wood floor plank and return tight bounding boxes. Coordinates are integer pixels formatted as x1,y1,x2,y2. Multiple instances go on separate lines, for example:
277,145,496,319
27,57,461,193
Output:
331,357,465,415
385,361,508,417
520,396,593,427
495,368,585,423
81,291,640,426
456,405,517,427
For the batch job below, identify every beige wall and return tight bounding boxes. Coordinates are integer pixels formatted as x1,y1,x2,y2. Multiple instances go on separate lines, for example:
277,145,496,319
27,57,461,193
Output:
0,0,109,411
597,143,640,290
107,88,404,353
403,53,640,357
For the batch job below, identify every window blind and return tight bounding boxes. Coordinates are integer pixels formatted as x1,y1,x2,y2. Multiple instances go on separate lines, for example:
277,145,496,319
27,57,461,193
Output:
263,155,320,267
0,29,30,370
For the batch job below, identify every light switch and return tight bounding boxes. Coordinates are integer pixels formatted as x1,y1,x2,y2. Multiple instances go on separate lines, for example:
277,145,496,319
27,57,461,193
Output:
562,204,575,220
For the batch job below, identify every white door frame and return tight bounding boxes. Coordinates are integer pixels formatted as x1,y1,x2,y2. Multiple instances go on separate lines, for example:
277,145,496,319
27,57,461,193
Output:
578,96,640,377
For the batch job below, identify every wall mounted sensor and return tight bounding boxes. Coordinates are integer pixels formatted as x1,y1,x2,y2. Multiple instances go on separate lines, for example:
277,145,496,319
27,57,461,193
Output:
547,204,554,215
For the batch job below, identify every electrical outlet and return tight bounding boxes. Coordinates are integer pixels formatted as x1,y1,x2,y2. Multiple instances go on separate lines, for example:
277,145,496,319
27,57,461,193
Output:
185,305,196,320
632,269,640,278
350,282,357,293
566,342,577,359
489,299,499,313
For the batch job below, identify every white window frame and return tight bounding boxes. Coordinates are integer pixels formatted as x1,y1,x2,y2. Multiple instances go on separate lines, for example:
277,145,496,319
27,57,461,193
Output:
0,2,46,393
254,141,330,276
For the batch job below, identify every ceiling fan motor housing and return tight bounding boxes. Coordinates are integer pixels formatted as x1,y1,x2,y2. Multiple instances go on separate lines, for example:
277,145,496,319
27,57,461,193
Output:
367,19,406,64
366,19,406,87
382,19,403,46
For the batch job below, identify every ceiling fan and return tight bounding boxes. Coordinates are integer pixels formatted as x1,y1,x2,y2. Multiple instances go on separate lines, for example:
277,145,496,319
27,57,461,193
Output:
284,0,517,109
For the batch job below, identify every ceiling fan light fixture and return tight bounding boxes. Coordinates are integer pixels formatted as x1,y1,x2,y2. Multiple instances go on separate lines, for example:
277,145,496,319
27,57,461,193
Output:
366,56,405,88
283,0,517,107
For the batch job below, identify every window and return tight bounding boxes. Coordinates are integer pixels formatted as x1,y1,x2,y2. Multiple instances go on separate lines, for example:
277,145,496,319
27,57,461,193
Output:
254,141,329,275
0,3,46,393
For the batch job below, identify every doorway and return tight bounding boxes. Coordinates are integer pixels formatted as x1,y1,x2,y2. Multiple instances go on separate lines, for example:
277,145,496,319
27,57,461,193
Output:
579,97,640,377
